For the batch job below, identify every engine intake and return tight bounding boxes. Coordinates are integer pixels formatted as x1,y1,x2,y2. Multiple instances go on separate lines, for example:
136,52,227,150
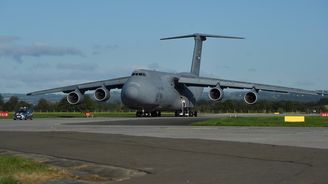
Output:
67,89,84,105
94,87,110,102
209,87,224,101
244,91,258,105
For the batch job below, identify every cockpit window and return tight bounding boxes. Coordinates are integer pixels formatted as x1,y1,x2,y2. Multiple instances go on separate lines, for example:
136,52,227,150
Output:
131,72,146,76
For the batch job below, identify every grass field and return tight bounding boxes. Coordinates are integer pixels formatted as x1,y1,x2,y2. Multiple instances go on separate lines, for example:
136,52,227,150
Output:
0,156,70,184
193,116,328,127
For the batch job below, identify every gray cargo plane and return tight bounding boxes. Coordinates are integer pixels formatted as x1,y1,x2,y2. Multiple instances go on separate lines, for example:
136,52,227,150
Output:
27,33,328,117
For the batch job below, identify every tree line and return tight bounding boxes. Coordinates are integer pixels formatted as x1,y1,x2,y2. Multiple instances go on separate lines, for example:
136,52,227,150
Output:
0,95,128,112
195,98,328,113
0,94,327,113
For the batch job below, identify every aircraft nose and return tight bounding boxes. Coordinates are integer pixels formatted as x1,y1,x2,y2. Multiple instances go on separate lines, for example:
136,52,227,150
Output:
121,83,141,105
125,86,139,100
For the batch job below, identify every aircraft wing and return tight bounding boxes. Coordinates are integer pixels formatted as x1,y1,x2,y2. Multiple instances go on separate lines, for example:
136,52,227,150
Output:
178,76,328,96
27,76,130,96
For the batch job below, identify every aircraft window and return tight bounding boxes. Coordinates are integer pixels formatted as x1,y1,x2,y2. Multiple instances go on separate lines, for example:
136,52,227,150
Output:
131,72,146,76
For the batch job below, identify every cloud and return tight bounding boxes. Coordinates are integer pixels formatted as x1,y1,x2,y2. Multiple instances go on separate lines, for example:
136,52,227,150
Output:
146,62,176,73
247,68,257,72
294,80,315,87
0,35,83,62
0,35,20,43
56,62,97,71
0,43,83,62
223,65,231,69
92,44,119,55
147,62,160,70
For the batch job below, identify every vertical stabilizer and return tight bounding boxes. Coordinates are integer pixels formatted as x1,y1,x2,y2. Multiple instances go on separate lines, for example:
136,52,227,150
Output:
160,33,244,76
190,35,205,76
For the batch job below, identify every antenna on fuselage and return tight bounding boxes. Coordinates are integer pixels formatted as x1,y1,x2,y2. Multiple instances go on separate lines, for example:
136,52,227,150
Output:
160,33,244,76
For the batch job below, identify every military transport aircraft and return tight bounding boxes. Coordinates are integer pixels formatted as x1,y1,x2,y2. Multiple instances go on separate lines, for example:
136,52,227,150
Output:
27,33,328,117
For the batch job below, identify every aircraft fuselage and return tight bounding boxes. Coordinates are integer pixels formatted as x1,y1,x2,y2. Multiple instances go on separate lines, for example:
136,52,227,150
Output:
121,69,203,112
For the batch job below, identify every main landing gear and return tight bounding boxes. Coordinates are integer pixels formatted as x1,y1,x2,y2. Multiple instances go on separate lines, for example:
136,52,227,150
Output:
136,110,161,117
174,109,198,117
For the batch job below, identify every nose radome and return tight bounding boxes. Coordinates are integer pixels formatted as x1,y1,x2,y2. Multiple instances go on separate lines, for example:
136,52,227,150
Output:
125,86,139,100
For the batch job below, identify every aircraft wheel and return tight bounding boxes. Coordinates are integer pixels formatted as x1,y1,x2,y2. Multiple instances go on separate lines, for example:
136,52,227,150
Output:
151,111,157,117
136,111,141,117
194,111,198,117
189,111,194,117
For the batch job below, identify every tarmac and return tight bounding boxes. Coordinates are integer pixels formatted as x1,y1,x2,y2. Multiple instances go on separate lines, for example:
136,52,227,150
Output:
1,115,328,183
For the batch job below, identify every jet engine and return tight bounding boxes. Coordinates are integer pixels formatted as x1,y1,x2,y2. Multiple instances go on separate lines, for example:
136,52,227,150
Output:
244,91,258,105
67,89,84,105
208,87,224,101
94,86,110,102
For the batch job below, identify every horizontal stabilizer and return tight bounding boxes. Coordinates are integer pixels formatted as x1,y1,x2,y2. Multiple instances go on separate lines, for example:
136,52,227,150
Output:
160,33,244,76
160,33,244,40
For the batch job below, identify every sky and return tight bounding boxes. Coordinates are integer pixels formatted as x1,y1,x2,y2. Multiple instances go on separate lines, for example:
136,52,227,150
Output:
0,0,327,93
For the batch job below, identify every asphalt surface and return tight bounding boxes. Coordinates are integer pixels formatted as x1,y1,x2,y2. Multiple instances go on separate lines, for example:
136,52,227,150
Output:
65,116,209,126
0,116,328,183
1,131,328,184
1,116,328,149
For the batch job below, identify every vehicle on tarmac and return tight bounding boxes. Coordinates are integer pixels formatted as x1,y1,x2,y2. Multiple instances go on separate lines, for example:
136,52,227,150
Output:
13,107,33,120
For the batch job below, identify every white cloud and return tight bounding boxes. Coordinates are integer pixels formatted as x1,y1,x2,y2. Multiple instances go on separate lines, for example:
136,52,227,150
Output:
92,44,119,55
56,62,98,71
0,36,83,62
0,35,20,43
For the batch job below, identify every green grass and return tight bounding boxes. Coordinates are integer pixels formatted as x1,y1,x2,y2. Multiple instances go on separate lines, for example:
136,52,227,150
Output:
0,176,17,184
0,155,70,184
193,116,328,127
0,156,49,175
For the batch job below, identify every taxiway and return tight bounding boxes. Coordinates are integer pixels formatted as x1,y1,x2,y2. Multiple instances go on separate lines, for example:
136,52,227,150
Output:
0,116,328,184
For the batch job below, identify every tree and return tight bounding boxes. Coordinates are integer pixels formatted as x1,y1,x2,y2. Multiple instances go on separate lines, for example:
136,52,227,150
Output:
56,97,76,112
55,95,95,112
317,98,328,106
0,94,4,110
35,98,53,112
77,95,95,112
3,96,19,111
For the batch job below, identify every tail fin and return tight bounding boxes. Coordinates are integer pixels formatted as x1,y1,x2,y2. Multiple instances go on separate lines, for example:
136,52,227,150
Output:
161,33,244,76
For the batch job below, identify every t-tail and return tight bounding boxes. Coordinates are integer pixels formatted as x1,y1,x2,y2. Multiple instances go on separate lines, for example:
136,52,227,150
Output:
161,33,244,76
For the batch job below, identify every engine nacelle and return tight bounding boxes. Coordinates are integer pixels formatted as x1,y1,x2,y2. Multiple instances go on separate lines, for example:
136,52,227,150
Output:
67,89,84,105
209,87,224,101
244,91,258,105
94,86,110,102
